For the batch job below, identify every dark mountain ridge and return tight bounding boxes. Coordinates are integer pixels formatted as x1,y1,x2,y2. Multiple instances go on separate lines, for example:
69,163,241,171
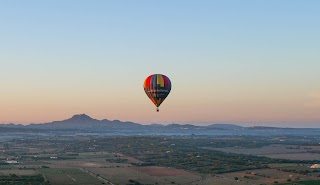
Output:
0,114,319,136
25,114,140,130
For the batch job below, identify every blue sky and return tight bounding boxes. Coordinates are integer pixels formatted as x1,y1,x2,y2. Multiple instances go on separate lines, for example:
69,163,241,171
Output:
0,1,319,127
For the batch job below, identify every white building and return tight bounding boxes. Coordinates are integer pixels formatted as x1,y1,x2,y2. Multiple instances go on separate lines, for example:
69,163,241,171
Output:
5,160,18,164
310,164,320,169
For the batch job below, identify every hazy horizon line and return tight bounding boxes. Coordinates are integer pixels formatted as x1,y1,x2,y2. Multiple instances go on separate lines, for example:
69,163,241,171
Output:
0,114,319,129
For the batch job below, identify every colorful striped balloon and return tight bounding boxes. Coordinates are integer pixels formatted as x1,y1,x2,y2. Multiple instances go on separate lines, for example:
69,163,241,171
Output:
144,74,172,112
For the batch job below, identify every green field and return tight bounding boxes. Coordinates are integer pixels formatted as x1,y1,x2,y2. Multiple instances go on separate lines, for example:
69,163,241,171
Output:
77,152,115,159
280,180,320,185
0,174,49,185
39,168,102,185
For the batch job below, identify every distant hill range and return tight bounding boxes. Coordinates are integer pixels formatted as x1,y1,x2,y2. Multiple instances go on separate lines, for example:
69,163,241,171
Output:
0,114,319,136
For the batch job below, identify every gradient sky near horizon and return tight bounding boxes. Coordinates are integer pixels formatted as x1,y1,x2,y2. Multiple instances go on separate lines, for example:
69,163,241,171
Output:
0,1,319,127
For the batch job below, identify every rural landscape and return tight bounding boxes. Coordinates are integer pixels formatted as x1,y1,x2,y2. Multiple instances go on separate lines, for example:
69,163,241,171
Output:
1,1,320,185
0,115,320,185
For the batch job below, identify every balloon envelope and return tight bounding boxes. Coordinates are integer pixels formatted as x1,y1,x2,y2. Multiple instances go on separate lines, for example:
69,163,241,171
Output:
143,74,171,111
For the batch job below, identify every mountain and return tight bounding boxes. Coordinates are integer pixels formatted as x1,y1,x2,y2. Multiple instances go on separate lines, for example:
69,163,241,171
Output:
166,124,199,129
1,114,320,136
66,114,98,122
25,114,140,130
207,124,243,130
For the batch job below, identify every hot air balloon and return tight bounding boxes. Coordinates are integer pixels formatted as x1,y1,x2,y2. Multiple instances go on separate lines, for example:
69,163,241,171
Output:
144,74,171,112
